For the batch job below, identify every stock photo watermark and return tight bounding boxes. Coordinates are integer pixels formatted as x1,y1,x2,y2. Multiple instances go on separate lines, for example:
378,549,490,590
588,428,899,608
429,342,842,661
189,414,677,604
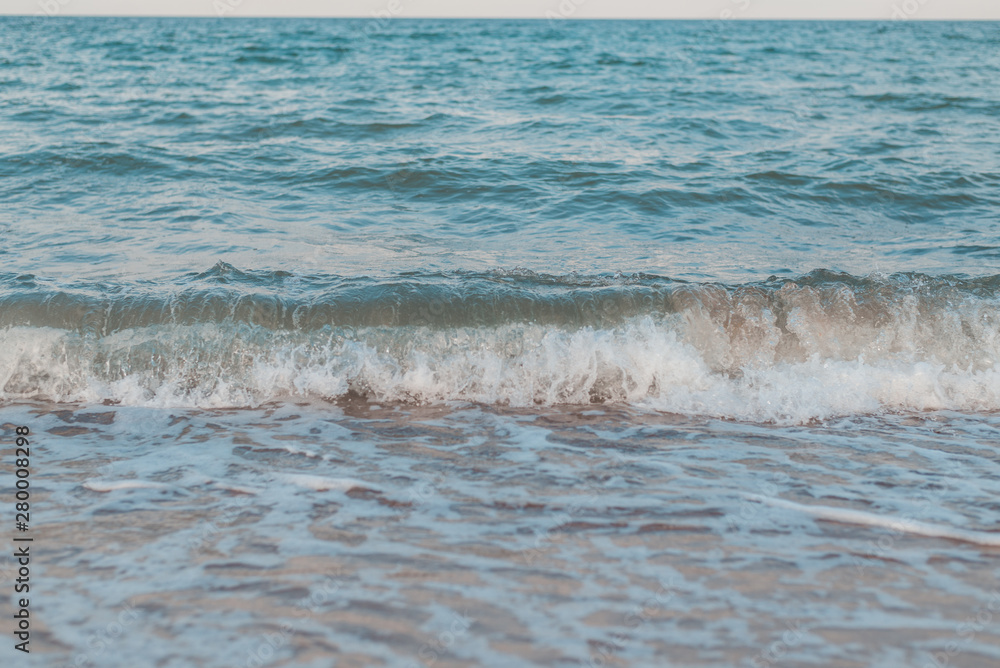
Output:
36,0,72,16
750,620,809,668
726,472,791,533
62,601,143,668
545,0,589,23
11,426,32,654
719,0,751,20
890,0,932,20
922,589,1000,668
361,0,404,37
405,610,474,668
238,569,346,667
587,579,676,668
522,448,637,565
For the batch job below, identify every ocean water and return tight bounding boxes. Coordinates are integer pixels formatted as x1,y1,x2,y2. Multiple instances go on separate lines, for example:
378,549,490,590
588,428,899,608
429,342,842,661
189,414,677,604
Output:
1,16,1000,668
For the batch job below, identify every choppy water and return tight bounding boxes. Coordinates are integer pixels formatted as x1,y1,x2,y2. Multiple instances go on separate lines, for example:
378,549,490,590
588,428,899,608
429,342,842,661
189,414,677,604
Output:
1,17,999,668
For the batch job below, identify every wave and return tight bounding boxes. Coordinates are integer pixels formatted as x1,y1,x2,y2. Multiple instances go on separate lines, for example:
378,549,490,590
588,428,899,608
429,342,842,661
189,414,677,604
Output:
1,267,998,421
750,496,1000,547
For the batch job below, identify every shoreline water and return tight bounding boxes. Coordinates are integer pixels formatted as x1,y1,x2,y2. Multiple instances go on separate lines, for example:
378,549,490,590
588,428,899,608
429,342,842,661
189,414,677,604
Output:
4,400,1000,666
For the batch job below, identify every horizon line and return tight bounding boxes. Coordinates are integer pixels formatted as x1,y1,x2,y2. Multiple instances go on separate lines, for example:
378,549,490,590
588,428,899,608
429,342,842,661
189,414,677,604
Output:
3,14,1000,20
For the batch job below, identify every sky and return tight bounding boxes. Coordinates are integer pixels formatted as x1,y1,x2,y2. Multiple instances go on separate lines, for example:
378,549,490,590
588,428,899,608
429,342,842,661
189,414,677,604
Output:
2,0,999,19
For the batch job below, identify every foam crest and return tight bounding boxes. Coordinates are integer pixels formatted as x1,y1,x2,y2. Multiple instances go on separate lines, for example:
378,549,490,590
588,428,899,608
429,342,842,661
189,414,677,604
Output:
1,299,998,422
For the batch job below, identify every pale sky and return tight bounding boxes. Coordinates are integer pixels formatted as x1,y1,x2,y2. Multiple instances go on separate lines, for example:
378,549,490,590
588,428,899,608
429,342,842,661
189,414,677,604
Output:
3,0,999,20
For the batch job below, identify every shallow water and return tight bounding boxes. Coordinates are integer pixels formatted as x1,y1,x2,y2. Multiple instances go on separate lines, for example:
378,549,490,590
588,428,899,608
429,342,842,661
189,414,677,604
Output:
4,402,1000,667
1,16,999,668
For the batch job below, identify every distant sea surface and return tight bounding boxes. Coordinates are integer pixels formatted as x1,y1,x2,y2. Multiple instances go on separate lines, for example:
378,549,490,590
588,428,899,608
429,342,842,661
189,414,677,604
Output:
1,18,999,668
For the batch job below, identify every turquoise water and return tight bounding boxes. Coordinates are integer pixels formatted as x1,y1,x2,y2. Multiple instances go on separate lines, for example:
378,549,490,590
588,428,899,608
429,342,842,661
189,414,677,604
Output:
3,19,1000,282
1,17,999,668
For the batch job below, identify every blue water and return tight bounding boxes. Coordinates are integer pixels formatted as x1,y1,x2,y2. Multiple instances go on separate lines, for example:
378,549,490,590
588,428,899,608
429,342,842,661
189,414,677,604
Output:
2,19,1000,282
2,17,1000,668
1,18,999,417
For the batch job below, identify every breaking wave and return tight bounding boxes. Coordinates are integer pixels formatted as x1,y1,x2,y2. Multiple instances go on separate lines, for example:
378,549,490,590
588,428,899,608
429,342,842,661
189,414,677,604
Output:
1,267,998,422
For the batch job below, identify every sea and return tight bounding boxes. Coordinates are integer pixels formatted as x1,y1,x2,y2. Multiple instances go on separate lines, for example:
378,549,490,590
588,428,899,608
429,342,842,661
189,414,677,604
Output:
1,16,999,668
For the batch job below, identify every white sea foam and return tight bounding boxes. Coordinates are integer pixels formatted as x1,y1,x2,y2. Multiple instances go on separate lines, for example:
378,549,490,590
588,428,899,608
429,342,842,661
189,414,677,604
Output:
279,474,376,492
753,496,1000,547
83,479,170,492
1,292,998,423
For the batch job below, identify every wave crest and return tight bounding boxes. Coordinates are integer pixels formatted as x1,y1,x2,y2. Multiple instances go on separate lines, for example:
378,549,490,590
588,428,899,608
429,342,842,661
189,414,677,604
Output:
1,270,998,421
